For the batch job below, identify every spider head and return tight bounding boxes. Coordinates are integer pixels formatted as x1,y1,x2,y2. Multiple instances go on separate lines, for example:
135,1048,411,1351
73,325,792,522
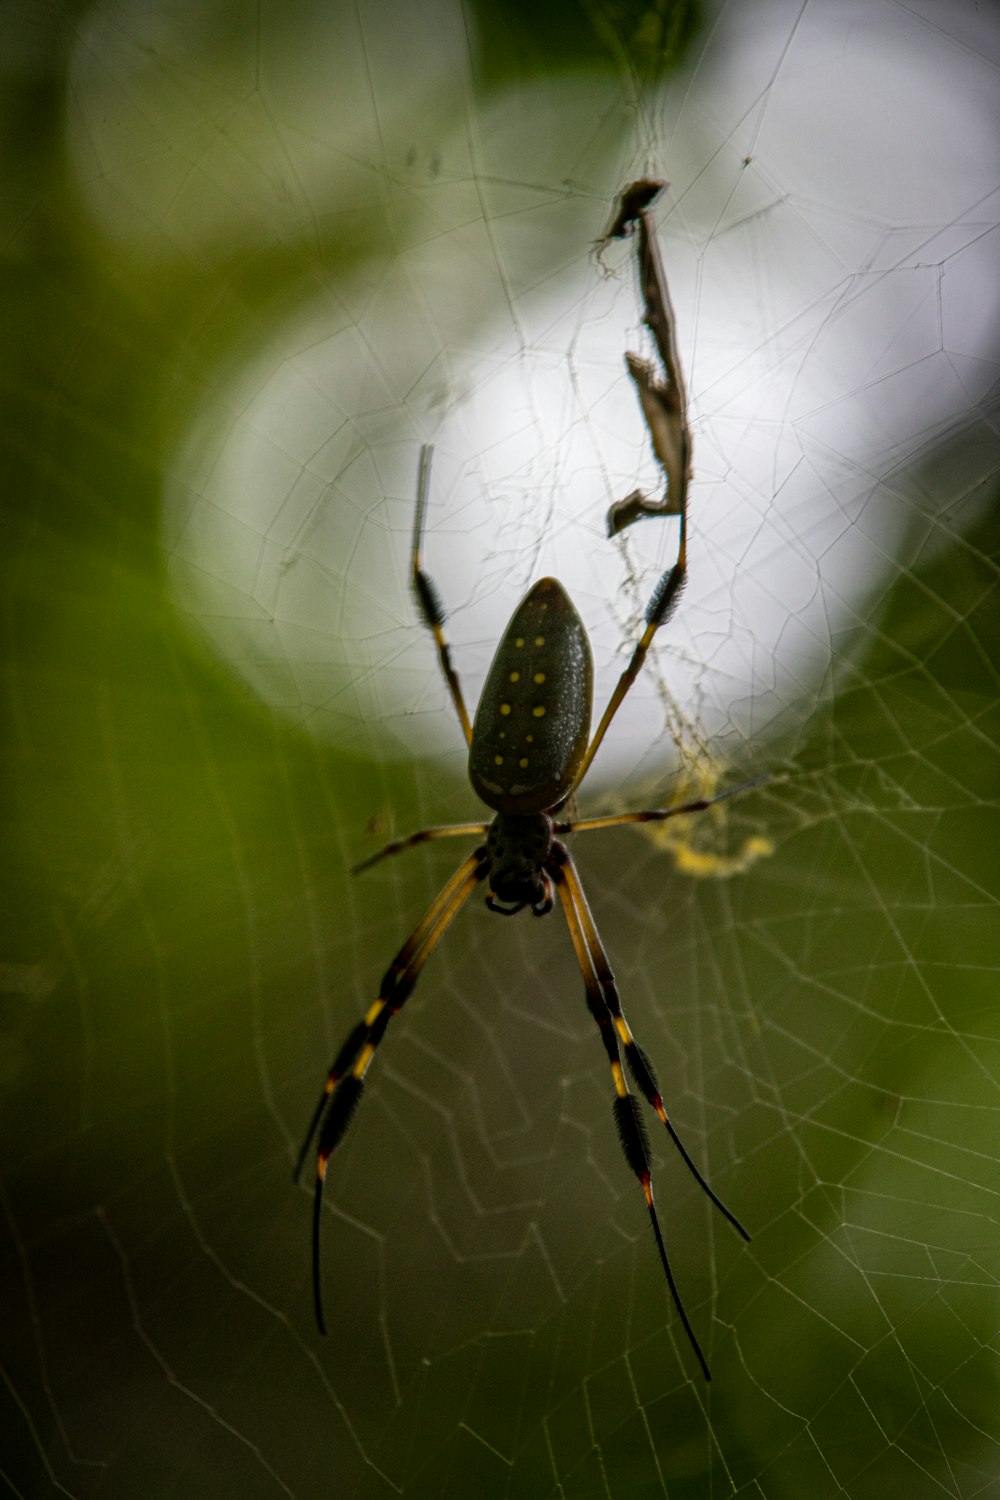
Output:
485,812,554,915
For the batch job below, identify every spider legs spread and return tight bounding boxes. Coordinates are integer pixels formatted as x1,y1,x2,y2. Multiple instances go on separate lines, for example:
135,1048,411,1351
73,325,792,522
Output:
298,179,761,1376
350,774,770,883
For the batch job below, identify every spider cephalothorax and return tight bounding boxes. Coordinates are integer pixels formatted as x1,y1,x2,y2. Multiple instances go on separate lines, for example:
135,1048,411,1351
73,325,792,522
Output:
483,812,554,915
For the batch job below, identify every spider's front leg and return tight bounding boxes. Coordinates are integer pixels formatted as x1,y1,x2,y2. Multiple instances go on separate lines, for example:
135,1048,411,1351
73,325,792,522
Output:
296,846,488,1332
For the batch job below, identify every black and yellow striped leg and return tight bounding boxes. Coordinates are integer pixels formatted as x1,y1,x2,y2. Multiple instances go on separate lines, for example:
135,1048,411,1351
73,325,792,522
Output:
411,443,473,746
557,845,750,1247
551,844,712,1381
293,848,487,1182
572,554,686,789
299,847,489,1332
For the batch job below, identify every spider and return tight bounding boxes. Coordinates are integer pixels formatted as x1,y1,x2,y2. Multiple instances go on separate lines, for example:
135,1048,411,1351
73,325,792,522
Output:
296,181,762,1381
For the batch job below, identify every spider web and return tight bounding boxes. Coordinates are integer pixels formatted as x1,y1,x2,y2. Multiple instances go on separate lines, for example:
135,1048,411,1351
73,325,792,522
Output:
3,0,1000,1495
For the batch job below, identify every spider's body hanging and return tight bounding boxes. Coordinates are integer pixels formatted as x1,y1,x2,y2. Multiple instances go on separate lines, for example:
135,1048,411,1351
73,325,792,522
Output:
296,181,759,1382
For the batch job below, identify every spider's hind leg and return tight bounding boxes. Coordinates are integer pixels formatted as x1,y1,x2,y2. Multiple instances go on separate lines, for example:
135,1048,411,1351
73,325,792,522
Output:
555,844,749,1243
549,841,714,1381
550,840,750,1379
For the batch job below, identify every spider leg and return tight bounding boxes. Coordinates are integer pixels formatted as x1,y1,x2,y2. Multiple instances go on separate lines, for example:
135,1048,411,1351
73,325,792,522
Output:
554,772,770,837
352,821,490,875
294,845,488,1182
550,841,712,1382
570,556,686,792
411,444,473,745
298,846,489,1333
555,844,750,1245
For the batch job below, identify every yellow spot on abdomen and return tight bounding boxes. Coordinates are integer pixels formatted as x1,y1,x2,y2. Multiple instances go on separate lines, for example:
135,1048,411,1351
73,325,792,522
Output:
533,672,545,684
509,671,520,682
533,706,546,718
534,635,545,646
500,703,511,715
494,754,504,766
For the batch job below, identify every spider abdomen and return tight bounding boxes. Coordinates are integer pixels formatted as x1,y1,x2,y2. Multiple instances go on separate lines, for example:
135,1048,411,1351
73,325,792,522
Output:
469,577,593,815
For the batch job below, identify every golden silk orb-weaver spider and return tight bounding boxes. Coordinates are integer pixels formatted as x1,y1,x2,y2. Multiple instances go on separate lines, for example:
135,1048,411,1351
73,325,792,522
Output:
296,180,765,1382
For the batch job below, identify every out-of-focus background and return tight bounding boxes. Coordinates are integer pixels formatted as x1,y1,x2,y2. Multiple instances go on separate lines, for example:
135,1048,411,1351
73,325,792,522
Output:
3,1,999,1495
